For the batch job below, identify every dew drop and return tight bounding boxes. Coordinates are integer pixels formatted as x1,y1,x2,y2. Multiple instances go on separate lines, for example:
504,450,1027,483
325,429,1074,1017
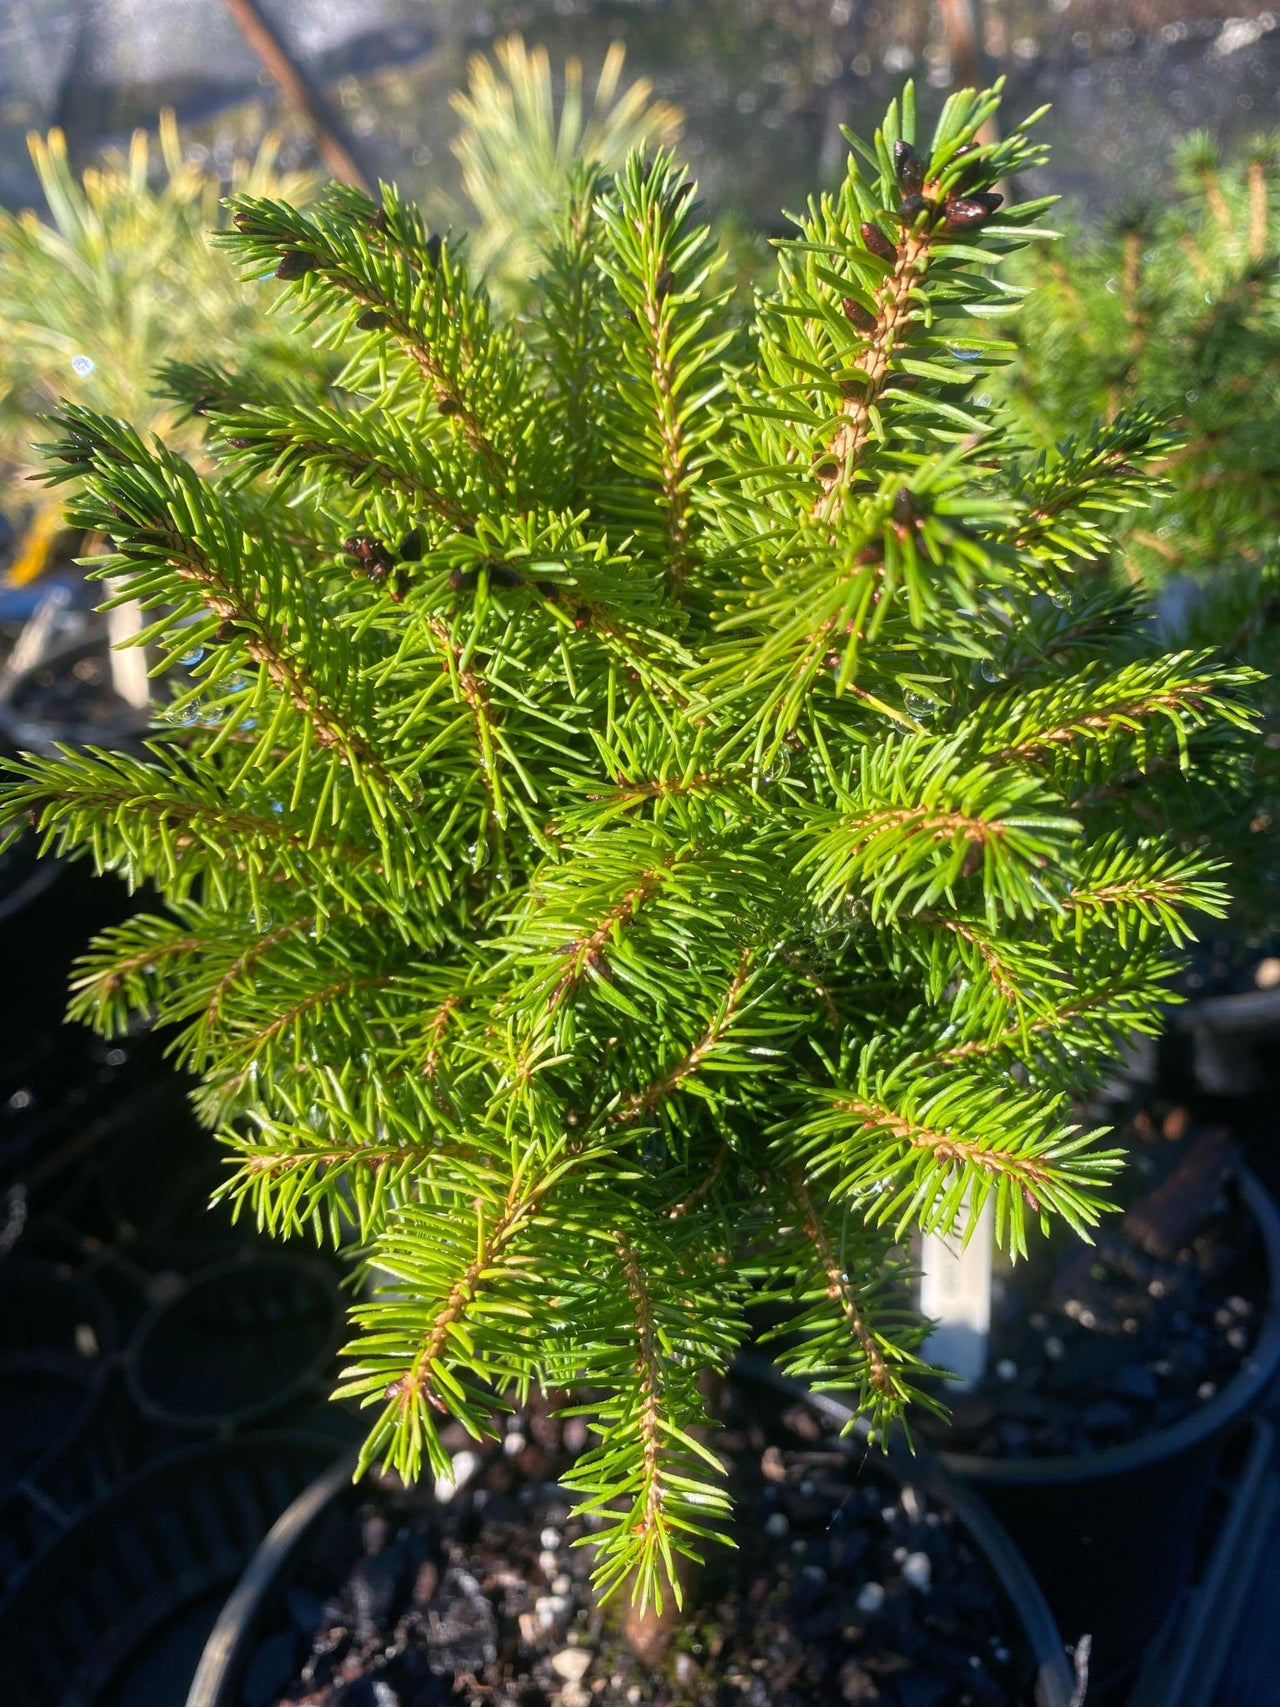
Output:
71,353,96,378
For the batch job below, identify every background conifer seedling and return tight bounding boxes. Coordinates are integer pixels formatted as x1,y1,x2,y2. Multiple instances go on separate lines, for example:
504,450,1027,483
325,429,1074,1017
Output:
1003,129,1280,930
0,83,1256,1614
0,115,313,584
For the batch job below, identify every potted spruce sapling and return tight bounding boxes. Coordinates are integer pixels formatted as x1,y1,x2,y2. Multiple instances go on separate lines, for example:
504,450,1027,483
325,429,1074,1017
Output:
0,82,1256,1690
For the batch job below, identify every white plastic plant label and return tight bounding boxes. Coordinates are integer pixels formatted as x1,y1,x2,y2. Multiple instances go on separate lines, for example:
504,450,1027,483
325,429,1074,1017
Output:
919,1190,995,1389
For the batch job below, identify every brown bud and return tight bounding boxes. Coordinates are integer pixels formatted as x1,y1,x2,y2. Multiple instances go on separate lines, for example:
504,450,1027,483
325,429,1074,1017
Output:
425,234,443,269
449,568,479,593
894,141,926,196
275,250,320,280
356,309,388,331
898,193,932,225
943,193,1002,232
344,536,395,581
370,206,388,233
892,487,921,527
860,221,897,263
855,542,884,566
841,296,877,333
437,396,460,418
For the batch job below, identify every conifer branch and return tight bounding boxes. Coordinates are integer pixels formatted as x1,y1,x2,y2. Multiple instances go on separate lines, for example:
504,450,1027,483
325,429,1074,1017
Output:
611,949,754,1121
816,223,933,514
614,1233,669,1557
790,1168,894,1402
833,1093,1056,1192
203,920,302,1029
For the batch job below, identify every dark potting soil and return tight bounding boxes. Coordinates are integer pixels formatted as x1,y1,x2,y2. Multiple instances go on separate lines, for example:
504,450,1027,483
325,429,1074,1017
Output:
246,1392,1038,1707
919,1120,1268,1461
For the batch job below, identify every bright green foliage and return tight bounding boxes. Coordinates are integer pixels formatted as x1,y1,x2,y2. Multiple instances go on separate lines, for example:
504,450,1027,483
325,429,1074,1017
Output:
0,115,313,577
0,84,1256,1609
1004,130,1280,926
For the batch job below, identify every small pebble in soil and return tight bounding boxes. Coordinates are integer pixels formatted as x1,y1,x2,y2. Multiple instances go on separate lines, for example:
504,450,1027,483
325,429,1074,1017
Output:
503,1431,527,1455
452,1449,481,1486
552,1649,592,1682
1198,1381,1218,1400
855,1580,886,1614
541,1527,561,1550
901,1551,933,1591
764,1511,789,1537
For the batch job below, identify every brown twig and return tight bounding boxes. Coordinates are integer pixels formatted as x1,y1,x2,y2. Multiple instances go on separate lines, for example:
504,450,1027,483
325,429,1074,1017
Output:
221,0,372,191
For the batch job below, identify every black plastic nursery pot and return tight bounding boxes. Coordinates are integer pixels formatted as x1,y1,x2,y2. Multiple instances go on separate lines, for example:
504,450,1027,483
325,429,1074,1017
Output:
185,1380,1076,1707
939,1166,1280,1704
0,1431,347,1707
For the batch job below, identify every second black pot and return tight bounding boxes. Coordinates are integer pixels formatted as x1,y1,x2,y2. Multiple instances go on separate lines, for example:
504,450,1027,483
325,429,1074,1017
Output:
939,1166,1280,1704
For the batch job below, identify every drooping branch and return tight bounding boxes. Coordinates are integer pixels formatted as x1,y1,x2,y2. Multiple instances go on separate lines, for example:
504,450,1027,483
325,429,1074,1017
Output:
388,1187,539,1416
790,1167,894,1402
614,1234,667,1547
